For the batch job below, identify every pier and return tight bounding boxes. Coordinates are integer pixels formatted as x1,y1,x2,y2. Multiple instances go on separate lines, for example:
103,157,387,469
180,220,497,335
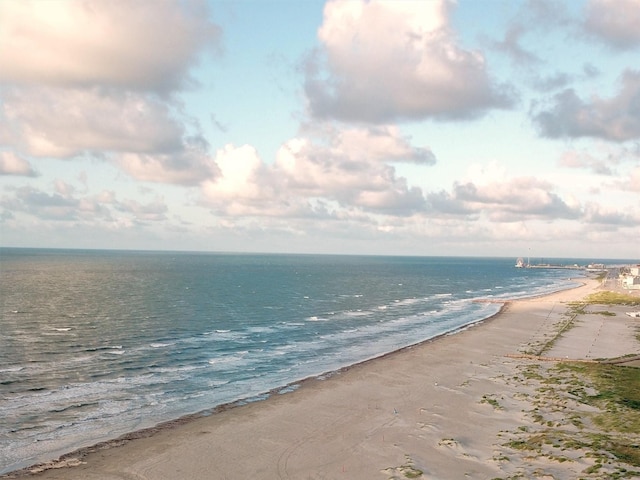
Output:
526,263,584,270
515,257,585,270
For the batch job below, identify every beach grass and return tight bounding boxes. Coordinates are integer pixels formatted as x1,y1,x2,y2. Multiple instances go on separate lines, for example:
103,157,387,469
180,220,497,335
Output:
385,456,424,479
580,291,640,306
564,363,640,435
502,361,640,477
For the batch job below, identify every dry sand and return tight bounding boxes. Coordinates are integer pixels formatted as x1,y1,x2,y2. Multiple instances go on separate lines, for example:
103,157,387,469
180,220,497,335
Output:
6,278,640,479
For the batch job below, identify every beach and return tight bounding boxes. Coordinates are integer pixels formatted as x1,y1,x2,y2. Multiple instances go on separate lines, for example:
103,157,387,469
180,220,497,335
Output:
6,278,640,479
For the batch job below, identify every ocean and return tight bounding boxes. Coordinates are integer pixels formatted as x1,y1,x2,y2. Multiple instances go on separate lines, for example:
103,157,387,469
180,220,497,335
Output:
0,249,612,473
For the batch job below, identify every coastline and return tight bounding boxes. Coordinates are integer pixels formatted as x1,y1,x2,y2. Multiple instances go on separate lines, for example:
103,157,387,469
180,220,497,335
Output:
2,298,513,477
5,277,639,479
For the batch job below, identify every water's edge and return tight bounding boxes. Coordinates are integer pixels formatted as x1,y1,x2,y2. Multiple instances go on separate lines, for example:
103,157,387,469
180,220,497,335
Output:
3,280,582,477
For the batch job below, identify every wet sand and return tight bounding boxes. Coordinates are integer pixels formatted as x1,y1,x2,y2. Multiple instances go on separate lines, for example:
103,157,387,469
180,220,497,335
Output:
6,278,640,479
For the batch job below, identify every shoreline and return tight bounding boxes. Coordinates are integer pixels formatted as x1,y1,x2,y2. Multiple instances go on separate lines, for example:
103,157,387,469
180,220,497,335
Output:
2,297,514,477
6,277,640,479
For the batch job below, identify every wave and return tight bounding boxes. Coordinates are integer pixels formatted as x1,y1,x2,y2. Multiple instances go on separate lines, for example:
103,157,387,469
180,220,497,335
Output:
0,366,24,373
0,252,586,475
49,402,100,414
85,345,123,352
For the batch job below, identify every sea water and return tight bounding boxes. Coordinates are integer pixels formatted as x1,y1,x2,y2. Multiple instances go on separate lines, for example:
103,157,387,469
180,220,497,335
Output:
0,249,605,473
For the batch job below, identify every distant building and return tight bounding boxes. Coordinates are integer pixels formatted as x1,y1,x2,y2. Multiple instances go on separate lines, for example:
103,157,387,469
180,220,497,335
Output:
620,266,640,290
587,263,606,271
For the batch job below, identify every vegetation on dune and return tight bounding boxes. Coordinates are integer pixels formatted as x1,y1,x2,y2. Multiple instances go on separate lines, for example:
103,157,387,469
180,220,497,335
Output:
563,363,640,435
481,394,503,410
490,290,640,479
385,456,424,479
581,291,640,306
497,362,640,479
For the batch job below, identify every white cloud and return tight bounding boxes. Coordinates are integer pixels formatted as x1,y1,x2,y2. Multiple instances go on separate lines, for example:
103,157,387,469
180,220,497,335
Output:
201,144,281,216
0,151,37,176
6,185,87,221
201,126,432,218
1,87,185,158
274,129,427,214
115,141,218,186
583,202,640,226
425,162,583,222
0,0,221,185
584,0,640,50
304,0,513,123
327,125,436,165
1,182,170,225
0,86,217,185
559,150,614,175
0,0,220,91
532,69,640,141
490,24,541,66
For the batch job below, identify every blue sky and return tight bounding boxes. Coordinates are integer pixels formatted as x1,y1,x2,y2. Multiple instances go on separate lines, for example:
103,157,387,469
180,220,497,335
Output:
0,0,639,258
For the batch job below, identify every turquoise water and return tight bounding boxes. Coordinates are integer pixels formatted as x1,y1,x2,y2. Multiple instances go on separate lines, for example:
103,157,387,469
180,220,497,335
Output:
0,249,603,473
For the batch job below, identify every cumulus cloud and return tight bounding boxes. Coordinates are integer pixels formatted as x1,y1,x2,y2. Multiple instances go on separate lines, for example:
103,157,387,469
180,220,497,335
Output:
0,0,222,186
1,182,170,225
0,87,186,158
201,144,282,216
6,185,93,221
490,24,541,66
584,0,640,50
275,136,426,215
558,143,640,177
559,151,614,175
115,138,219,185
0,0,221,91
0,86,218,184
0,152,38,177
583,202,640,226
425,163,582,222
326,125,436,165
532,69,640,141
303,0,513,123
201,125,433,218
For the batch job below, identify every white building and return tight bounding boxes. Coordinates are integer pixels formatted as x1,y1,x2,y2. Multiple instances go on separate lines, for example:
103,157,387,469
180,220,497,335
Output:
623,276,640,289
618,265,640,290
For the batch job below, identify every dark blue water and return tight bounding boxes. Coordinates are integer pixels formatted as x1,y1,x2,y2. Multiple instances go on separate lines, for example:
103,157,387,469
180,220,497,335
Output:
0,249,606,473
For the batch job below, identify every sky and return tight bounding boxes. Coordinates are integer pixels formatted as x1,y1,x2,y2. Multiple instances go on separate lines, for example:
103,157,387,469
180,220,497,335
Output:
0,0,639,259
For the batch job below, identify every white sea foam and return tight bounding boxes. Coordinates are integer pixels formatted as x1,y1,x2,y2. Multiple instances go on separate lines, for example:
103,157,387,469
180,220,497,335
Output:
0,366,24,373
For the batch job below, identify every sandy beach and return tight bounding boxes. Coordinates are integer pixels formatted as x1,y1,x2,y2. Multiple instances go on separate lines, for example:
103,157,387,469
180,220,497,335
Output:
6,278,640,479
